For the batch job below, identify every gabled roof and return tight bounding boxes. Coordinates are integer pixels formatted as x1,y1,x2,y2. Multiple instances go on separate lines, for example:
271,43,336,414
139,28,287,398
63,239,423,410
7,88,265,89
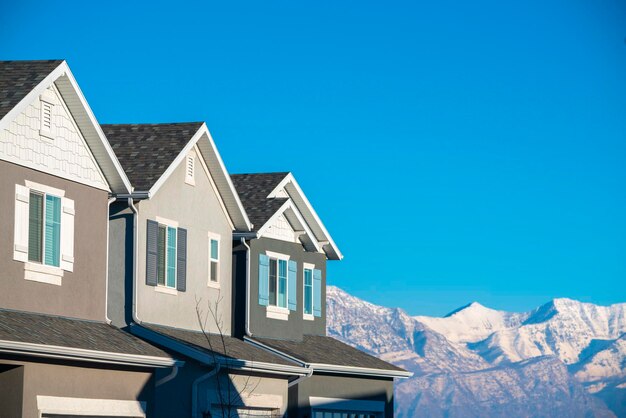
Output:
0,60,64,120
104,122,252,231
0,59,132,194
230,172,290,228
231,172,342,260
249,335,411,378
102,122,204,191
132,323,308,376
0,309,175,367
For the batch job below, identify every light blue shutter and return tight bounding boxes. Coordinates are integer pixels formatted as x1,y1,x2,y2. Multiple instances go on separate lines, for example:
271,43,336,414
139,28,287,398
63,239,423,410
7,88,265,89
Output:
313,269,322,317
288,260,297,311
44,195,61,267
258,254,269,306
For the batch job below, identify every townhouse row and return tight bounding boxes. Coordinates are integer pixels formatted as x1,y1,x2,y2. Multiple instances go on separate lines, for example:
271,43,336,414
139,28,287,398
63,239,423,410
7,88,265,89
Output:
0,60,410,418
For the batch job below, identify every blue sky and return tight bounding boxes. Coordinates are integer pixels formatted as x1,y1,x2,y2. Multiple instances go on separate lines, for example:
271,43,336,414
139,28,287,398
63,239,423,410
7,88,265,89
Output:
2,0,625,316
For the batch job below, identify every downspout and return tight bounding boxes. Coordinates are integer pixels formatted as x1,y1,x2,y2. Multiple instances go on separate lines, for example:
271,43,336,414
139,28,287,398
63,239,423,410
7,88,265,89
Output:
192,363,221,418
156,364,179,387
128,198,142,324
105,197,116,324
287,365,313,388
240,237,253,337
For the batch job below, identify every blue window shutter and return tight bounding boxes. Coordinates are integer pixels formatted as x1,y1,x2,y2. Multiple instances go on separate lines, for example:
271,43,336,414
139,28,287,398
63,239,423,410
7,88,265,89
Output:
313,268,322,317
258,254,269,306
288,260,297,311
176,228,187,292
146,220,159,286
44,195,61,267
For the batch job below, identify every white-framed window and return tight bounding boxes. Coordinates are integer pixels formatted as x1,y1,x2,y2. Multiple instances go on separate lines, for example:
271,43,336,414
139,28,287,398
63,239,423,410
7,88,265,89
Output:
13,181,74,285
303,262,315,319
39,98,54,139
156,218,178,289
185,154,195,185
267,251,288,309
208,233,220,286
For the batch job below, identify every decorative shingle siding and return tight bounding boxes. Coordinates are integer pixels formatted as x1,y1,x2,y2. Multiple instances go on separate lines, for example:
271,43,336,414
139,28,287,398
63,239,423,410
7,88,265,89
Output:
0,85,109,190
265,213,298,243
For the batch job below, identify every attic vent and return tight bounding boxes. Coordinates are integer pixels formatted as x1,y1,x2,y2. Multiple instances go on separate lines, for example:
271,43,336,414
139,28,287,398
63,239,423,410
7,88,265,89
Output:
40,100,53,138
185,155,195,185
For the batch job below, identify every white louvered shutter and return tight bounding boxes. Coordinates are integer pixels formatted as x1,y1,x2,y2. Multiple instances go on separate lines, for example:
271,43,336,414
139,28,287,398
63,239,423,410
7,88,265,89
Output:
13,184,30,262
60,197,75,271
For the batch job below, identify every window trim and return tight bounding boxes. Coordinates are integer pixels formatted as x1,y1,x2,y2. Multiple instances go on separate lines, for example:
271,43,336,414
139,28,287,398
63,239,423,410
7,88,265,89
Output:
303,262,315,320
265,251,290,318
207,232,220,288
155,216,178,290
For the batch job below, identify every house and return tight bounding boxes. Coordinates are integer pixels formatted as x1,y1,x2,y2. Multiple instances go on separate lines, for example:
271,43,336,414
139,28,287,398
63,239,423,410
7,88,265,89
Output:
231,172,411,418
104,123,311,417
0,60,177,417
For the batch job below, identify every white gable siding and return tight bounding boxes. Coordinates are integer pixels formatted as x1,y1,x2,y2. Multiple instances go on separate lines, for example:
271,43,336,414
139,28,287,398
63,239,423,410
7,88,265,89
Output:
273,188,289,198
265,213,298,243
0,84,109,191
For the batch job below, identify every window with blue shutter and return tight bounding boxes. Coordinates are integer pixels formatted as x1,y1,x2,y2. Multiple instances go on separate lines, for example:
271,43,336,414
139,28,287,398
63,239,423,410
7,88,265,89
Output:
258,254,270,306
148,220,180,290
313,268,322,317
288,260,297,311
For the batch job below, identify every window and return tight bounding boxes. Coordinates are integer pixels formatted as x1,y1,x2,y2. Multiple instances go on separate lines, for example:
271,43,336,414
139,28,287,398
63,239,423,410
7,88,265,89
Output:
304,267,313,317
146,219,186,292
40,99,54,138
14,182,75,285
268,257,288,308
28,190,61,267
208,235,219,284
185,155,195,185
156,224,177,288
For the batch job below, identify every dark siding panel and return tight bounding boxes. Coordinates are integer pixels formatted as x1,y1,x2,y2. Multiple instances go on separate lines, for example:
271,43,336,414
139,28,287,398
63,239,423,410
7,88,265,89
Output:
176,228,187,292
146,220,158,286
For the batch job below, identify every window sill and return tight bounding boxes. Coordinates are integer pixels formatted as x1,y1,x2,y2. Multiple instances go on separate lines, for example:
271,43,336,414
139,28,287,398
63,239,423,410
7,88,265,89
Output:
24,262,63,286
266,305,289,321
303,313,315,321
207,280,220,289
154,286,178,296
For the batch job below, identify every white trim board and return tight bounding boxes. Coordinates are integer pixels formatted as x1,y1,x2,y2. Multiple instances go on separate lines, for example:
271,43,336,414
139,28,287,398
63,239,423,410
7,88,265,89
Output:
37,395,146,417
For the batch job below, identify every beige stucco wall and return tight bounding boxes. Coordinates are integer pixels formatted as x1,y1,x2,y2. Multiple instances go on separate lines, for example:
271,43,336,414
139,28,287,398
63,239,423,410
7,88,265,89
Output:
0,159,109,320
136,147,234,333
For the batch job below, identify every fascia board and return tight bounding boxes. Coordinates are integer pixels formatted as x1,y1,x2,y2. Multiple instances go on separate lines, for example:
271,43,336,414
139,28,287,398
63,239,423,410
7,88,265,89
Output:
0,339,177,368
131,325,307,376
256,200,321,253
269,173,342,260
201,124,253,231
309,363,413,378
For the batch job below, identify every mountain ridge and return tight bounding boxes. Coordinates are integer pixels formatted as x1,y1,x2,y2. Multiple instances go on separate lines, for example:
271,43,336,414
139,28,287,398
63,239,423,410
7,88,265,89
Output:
326,285,626,418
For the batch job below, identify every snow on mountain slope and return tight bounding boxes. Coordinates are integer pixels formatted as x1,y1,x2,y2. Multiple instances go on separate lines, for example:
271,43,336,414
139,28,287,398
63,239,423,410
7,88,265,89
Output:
326,286,626,418
414,302,529,343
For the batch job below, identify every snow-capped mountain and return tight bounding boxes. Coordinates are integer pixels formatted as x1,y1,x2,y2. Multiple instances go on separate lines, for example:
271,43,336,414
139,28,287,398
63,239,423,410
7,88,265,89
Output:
327,286,626,418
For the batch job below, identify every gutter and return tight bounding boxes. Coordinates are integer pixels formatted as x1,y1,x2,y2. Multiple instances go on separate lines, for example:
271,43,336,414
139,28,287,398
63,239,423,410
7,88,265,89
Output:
128,198,142,325
0,340,177,368
238,236,255,338
105,196,116,324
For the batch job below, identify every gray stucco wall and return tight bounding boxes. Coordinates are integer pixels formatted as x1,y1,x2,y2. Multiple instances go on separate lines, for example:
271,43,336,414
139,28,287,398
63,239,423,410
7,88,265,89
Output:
0,160,108,321
0,364,23,417
135,148,234,333
246,237,327,341
289,374,394,418
0,357,154,417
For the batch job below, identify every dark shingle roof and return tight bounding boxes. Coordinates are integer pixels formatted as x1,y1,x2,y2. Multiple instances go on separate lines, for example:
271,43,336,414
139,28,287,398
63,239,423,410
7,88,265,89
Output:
0,309,170,358
230,173,290,230
0,60,64,120
255,335,405,372
142,323,296,366
102,122,204,191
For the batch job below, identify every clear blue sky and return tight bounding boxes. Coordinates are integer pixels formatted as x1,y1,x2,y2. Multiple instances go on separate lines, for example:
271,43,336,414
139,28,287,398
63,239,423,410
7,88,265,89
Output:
2,0,625,316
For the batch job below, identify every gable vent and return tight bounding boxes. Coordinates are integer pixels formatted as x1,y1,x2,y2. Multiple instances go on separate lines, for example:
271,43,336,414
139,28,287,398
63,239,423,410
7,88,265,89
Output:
40,100,53,135
185,155,195,185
